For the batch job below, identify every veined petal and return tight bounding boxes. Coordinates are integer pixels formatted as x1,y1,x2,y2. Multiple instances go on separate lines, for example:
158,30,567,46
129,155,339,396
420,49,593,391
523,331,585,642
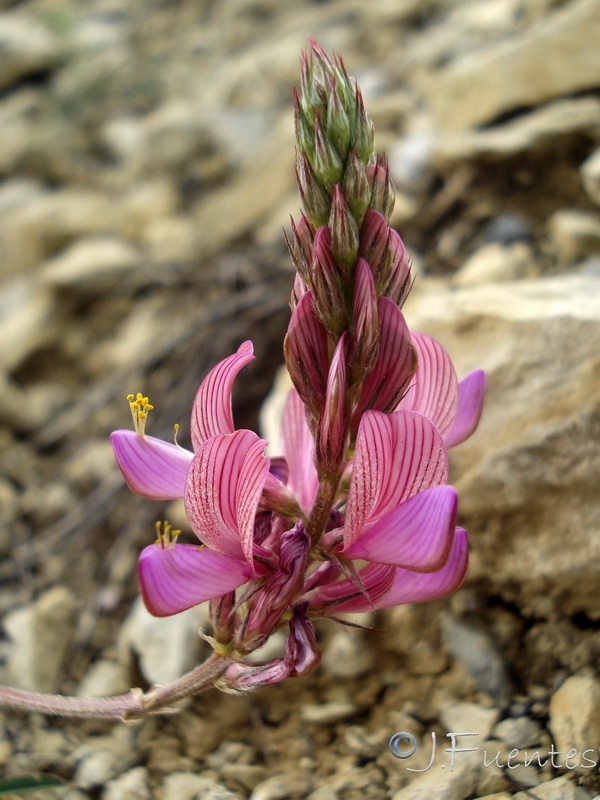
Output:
345,485,457,571
307,562,396,614
374,527,469,609
184,430,269,565
344,410,448,548
354,298,416,422
444,370,486,448
281,388,318,512
397,332,458,437
190,341,255,450
138,543,250,617
110,429,193,500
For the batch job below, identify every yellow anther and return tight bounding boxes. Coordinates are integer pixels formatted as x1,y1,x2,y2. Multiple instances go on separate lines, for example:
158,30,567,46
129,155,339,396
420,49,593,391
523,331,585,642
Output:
154,520,181,549
127,391,154,436
173,423,180,446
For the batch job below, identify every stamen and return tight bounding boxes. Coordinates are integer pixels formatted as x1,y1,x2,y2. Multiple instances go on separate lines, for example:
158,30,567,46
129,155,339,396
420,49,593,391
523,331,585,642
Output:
154,520,181,549
173,423,180,446
128,392,154,436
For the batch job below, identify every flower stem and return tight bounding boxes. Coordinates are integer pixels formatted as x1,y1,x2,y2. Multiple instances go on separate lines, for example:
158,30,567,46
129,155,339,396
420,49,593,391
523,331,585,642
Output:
0,653,232,721
306,474,340,547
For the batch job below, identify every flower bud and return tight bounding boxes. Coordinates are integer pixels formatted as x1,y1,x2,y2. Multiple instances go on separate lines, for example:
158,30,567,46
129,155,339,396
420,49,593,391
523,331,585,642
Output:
317,331,348,473
349,258,379,381
310,226,347,333
342,149,371,226
353,88,375,163
285,213,314,286
296,151,330,228
329,184,359,271
284,291,329,419
314,115,344,187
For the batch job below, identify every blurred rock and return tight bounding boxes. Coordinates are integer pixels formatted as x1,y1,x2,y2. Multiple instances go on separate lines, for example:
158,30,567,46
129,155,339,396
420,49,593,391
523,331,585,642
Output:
453,242,536,287
581,148,600,206
119,596,209,685
405,267,600,616
103,767,151,800
547,209,600,267
549,675,600,774
419,0,600,130
0,279,53,370
158,772,242,800
514,776,593,799
300,701,357,724
439,701,500,740
390,743,477,800
3,586,78,692
40,237,142,291
491,716,543,748
76,658,130,699
441,615,510,705
322,628,375,678
0,14,60,90
74,728,136,791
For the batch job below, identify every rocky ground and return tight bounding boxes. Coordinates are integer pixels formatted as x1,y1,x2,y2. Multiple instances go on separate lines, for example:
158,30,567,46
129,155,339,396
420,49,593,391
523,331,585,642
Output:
0,0,599,798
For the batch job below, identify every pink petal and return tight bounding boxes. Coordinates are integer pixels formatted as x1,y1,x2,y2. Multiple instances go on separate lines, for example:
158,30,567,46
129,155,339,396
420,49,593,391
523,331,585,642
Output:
283,291,330,418
307,562,396,613
344,410,448,548
444,369,486,448
374,527,469,608
354,298,416,422
184,430,269,565
281,388,318,512
138,543,250,617
110,429,193,500
345,485,457,571
190,341,255,450
397,332,458,438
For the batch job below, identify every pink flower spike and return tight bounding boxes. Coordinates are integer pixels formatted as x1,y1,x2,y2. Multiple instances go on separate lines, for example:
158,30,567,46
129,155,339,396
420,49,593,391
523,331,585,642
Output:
444,370,486,448
138,543,250,617
374,527,469,609
397,332,459,438
190,341,255,450
281,388,318,512
344,485,457,572
344,410,448,548
354,298,416,421
184,430,269,566
110,429,193,500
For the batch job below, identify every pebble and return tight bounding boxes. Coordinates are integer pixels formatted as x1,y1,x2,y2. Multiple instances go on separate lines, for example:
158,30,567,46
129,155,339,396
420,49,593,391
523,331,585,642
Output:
103,767,152,800
513,776,594,799
439,701,500,741
491,716,543,748
549,675,600,774
40,237,142,291
300,701,358,724
158,773,242,800
453,243,536,287
73,728,136,791
440,615,510,706
249,775,300,800
581,148,600,205
322,628,375,678
3,586,78,693
0,13,60,91
547,209,600,267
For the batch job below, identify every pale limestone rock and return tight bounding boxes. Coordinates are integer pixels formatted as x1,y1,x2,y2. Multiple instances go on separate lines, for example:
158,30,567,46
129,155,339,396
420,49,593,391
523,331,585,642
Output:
439,702,500,741
322,628,375,678
549,675,600,774
547,209,600,267
404,267,600,615
453,243,536,287
492,716,543,748
0,14,60,91
158,772,241,800
300,701,357,724
390,742,478,800
418,0,600,130
581,149,600,206
514,776,593,799
3,586,78,693
102,767,152,800
118,596,209,686
40,238,142,290
73,728,136,791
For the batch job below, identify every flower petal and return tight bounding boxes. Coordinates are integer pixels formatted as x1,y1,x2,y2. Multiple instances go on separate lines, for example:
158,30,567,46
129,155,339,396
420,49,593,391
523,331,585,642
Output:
374,527,469,608
444,369,486,448
138,543,250,617
345,485,457,571
281,388,318,512
354,298,416,422
110,429,193,500
397,332,458,438
190,341,255,450
184,430,269,565
344,410,448,548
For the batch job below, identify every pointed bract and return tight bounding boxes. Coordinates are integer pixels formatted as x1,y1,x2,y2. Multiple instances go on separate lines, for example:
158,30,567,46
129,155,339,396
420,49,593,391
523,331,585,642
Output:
317,331,348,471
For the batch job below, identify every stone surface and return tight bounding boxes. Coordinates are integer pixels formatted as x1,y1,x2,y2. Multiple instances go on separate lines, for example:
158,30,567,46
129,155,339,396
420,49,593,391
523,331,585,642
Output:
513,776,593,799
322,629,375,678
118,596,210,685
581,148,600,206
491,716,543,748
452,242,536,287
103,767,152,800
549,675,600,774
418,0,600,129
0,14,60,91
3,586,78,693
547,209,600,267
158,772,242,800
439,701,500,741
404,266,600,616
40,237,142,290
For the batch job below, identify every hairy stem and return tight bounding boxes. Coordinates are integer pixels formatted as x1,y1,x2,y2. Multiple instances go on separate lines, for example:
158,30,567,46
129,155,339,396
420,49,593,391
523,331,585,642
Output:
0,652,232,721
306,474,341,547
